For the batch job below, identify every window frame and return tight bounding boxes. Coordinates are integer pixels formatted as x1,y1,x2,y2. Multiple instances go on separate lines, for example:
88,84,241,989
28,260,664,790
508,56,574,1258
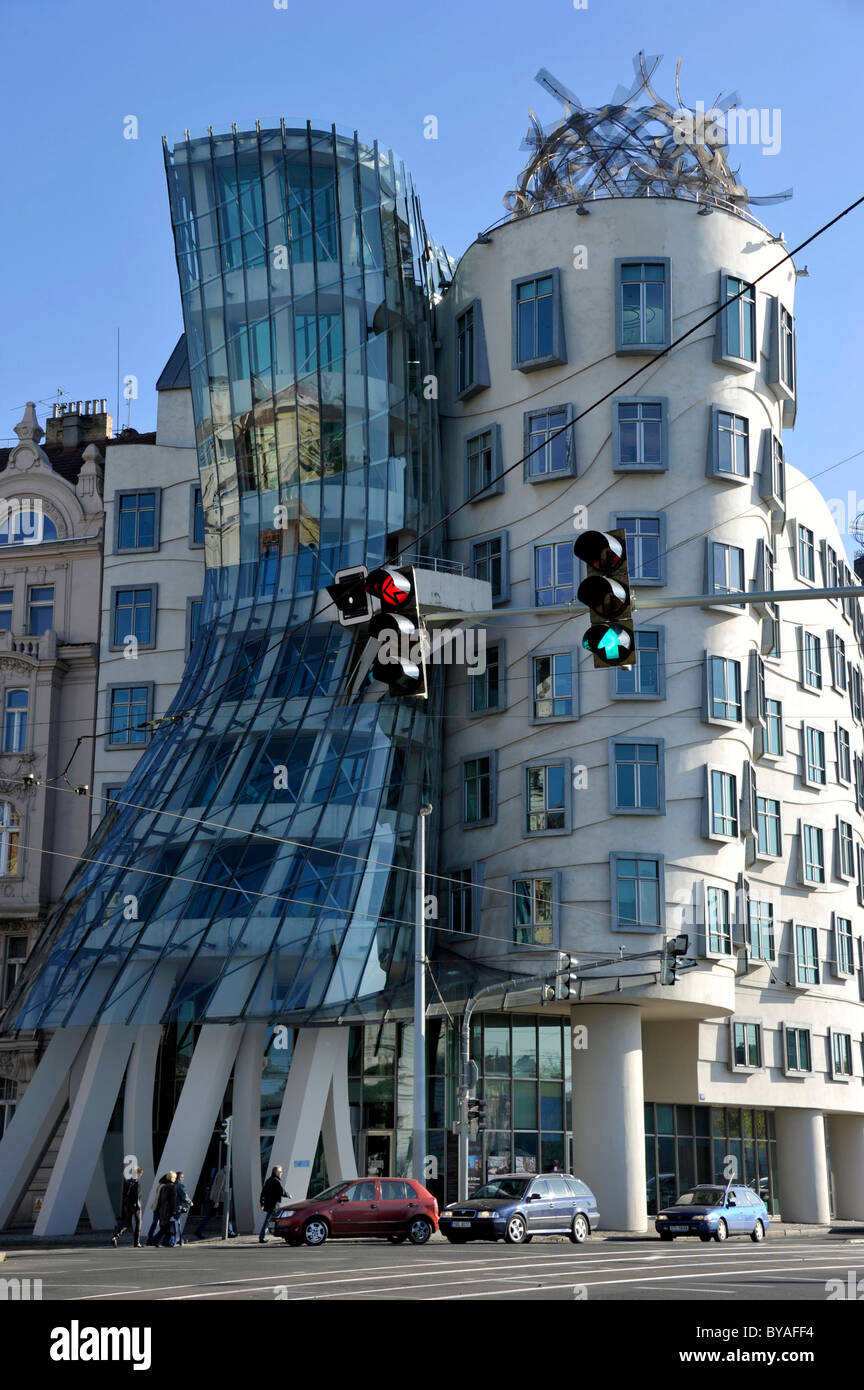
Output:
2,689,28,755
707,405,750,482
510,870,561,950
104,682,155,750
755,792,783,861
610,851,665,934
114,487,161,554
799,823,826,887
714,269,757,369
729,1017,763,1073
446,863,484,938
611,511,667,587
836,724,852,785
830,1028,854,1080
747,898,776,963
612,396,669,472
455,297,490,400
530,647,580,723
614,257,672,354
837,818,856,882
704,882,733,957
703,653,743,727
523,403,576,481
832,913,855,978
108,584,158,653
522,757,573,837
189,483,205,549
802,725,827,788
611,626,666,701
470,530,510,606
511,269,567,372
533,537,577,607
793,921,821,986
705,539,746,608
467,640,507,717
793,521,816,585
704,765,740,843
185,595,203,658
26,584,54,637
460,751,497,830
608,737,666,815
465,423,504,501
782,1022,813,1076
801,629,823,692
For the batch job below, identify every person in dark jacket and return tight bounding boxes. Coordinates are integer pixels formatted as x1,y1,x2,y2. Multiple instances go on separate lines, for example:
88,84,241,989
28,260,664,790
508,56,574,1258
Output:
172,1171,191,1247
259,1165,288,1243
146,1173,174,1246
156,1171,179,1247
194,1166,236,1239
111,1166,143,1247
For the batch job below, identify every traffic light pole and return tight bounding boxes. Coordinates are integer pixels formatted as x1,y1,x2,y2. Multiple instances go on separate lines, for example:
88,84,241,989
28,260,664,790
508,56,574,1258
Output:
414,804,432,1183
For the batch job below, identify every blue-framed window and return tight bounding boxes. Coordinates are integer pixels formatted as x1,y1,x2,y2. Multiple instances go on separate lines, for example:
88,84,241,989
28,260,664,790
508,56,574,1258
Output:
764,698,783,755
800,825,825,885
707,541,745,599
471,532,509,604
111,586,156,649
768,298,796,396
715,271,756,365
707,768,738,839
462,754,496,827
0,589,12,631
465,424,504,499
802,631,822,690
512,873,556,946
708,407,750,480
796,524,815,582
838,821,855,880
804,726,826,786
705,655,742,724
116,490,160,552
455,299,490,399
613,398,667,471
795,922,820,983
27,586,53,636
511,270,566,370
524,405,575,479
449,867,479,935
186,597,203,657
837,724,852,784
612,628,664,699
2,690,27,753
190,484,205,547
107,685,152,747
468,642,505,715
615,259,671,353
610,739,664,814
534,540,575,606
829,631,847,692
532,651,577,720
760,431,786,511
611,853,664,931
612,513,665,585
707,886,732,955
748,900,775,960
756,795,782,857
834,914,855,975
524,760,571,835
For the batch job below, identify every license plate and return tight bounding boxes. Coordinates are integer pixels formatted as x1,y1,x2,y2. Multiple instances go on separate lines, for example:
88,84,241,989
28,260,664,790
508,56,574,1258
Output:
670,1225,689,1233
452,1220,472,1228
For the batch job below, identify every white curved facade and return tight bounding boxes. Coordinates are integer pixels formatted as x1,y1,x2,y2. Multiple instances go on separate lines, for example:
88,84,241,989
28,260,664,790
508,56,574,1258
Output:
437,196,864,1228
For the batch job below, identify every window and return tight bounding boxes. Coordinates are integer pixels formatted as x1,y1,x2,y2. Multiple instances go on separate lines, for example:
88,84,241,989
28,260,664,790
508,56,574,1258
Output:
512,270,565,370
613,628,664,699
2,690,28,753
784,1025,811,1074
829,632,847,692
0,804,21,877
802,632,822,690
832,1030,854,1078
746,651,766,724
732,1021,762,1070
707,886,732,954
0,589,12,631
763,698,783,755
610,740,663,813
838,820,855,880
186,597,202,657
524,406,574,479
449,868,475,935
107,685,152,747
708,541,745,599
709,408,750,479
778,303,795,392
834,915,854,976
532,652,576,720
469,643,504,714
524,761,570,834
0,1077,15,1140
612,853,663,931
858,844,864,908
747,900,774,960
513,874,555,946
823,543,841,597
709,769,738,839
715,272,756,364
27,585,53,636
465,425,503,499
462,755,495,827
855,755,864,815
706,656,742,723
111,586,156,649
804,727,826,786
614,399,666,470
471,533,509,604
534,540,575,606
801,825,825,884
615,259,671,352
190,485,205,547
760,431,786,511
756,796,782,857
850,665,864,724
1,933,27,1002
795,923,820,984
455,299,489,399
796,525,815,582
116,490,159,551
837,725,852,784
613,513,665,584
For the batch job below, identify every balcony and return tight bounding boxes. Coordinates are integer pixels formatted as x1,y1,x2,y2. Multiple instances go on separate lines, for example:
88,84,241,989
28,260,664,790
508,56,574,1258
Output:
0,630,57,661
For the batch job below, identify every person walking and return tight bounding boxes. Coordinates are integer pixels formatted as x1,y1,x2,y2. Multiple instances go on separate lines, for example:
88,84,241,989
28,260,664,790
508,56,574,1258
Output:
145,1173,173,1246
194,1166,235,1239
259,1165,288,1244
111,1166,143,1247
156,1170,179,1247
172,1171,191,1247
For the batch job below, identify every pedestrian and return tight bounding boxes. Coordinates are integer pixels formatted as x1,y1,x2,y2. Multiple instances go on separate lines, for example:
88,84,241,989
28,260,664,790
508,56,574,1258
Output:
194,1166,235,1239
111,1165,143,1248
145,1173,173,1246
156,1170,178,1247
172,1170,191,1247
258,1165,288,1244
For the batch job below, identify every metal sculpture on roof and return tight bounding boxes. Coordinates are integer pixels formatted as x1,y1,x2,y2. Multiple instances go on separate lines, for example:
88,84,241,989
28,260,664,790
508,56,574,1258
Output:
505,52,792,217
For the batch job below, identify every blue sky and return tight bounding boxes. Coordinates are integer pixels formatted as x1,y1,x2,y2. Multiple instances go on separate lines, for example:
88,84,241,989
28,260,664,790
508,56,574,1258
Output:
2,0,862,547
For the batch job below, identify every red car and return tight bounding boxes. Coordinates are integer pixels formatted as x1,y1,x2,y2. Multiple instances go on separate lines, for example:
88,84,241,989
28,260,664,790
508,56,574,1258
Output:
272,1177,438,1247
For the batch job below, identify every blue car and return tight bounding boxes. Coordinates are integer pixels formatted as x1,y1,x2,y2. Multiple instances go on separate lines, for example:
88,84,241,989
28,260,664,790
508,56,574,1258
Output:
439,1173,599,1245
655,1184,770,1243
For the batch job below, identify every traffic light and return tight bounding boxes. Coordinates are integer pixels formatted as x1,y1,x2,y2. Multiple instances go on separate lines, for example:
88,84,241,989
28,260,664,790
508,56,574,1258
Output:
573,529,636,667
466,1097,488,1128
327,565,373,627
660,934,689,986
216,1116,233,1145
365,565,428,698
554,954,580,1000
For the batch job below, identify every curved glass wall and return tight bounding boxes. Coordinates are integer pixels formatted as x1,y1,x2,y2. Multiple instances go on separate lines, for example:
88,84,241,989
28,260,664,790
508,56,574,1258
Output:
13,124,445,1030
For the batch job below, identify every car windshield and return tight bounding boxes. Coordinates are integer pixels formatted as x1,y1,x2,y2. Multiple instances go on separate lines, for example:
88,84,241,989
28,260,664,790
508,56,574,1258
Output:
470,1178,530,1200
674,1188,724,1207
312,1182,352,1201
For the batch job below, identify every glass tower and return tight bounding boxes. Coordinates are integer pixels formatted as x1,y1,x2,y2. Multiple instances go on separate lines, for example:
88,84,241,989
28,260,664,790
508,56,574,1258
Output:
13,123,446,1031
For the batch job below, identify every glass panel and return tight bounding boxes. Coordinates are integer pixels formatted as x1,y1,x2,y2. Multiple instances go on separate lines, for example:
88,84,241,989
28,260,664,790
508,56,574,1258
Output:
513,1080,537,1129
512,1024,537,1076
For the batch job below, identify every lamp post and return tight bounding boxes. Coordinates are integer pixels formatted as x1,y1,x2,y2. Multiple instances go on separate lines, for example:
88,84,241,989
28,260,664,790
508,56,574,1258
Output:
413,803,433,1183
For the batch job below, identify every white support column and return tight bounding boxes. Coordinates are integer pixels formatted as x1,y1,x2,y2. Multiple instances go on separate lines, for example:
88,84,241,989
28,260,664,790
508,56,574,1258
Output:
68,1047,116,1233
269,1027,356,1200
321,1029,358,1184
122,1025,162,1199
570,1004,646,1232
35,1027,135,1237
827,1114,864,1220
232,1021,269,1234
774,1109,831,1224
147,1023,243,1222
0,1027,90,1230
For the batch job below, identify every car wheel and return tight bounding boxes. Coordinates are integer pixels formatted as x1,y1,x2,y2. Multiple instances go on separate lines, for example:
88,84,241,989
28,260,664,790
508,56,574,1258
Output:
302,1218,328,1247
751,1220,765,1243
445,1232,469,1244
570,1213,590,1244
714,1219,728,1243
407,1217,433,1245
388,1233,407,1244
699,1234,712,1243
504,1214,528,1245
659,1231,673,1242
283,1236,302,1247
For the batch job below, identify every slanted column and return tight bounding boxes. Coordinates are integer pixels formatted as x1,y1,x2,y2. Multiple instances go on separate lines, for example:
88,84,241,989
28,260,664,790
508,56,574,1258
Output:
570,1004,646,1232
269,1027,357,1201
774,1109,830,1224
827,1114,864,1220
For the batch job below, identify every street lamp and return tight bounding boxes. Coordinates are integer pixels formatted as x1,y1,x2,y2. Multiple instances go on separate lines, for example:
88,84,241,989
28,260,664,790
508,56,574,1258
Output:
414,803,433,1184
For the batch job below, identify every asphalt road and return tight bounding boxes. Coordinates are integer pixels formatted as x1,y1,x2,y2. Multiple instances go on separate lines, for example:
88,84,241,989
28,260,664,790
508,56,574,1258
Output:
4,1232,864,1301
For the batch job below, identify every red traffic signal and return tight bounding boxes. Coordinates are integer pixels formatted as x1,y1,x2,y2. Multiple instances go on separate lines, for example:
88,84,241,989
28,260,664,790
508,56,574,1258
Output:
365,566,412,609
